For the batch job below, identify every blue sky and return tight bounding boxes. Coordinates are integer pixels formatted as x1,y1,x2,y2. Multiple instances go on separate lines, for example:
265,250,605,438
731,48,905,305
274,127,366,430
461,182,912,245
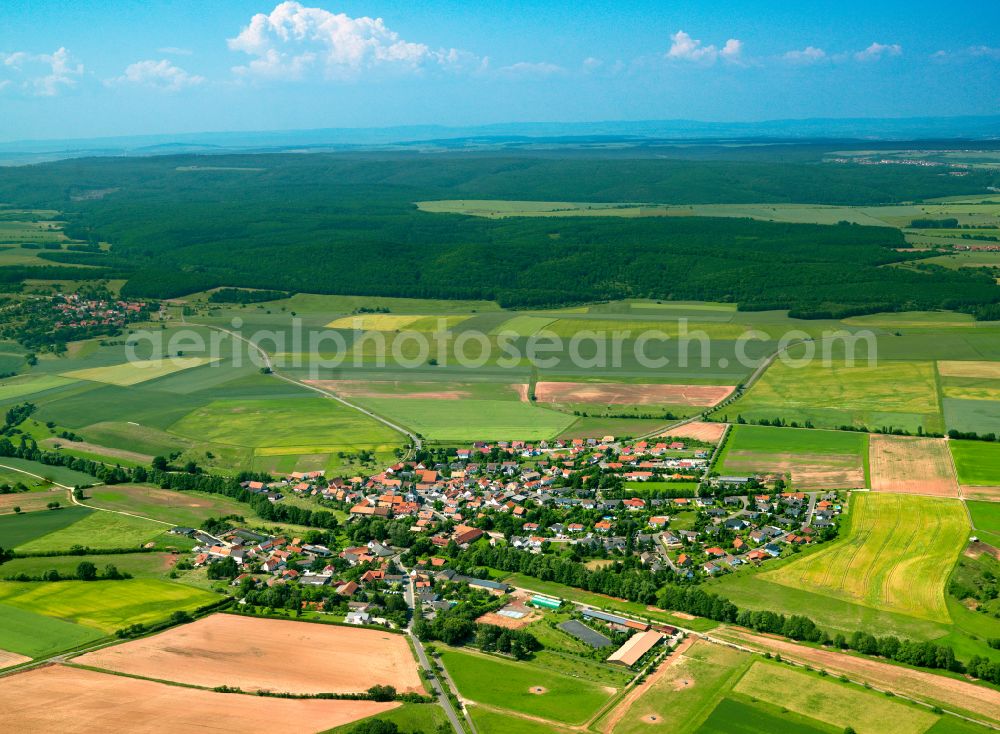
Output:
0,0,997,141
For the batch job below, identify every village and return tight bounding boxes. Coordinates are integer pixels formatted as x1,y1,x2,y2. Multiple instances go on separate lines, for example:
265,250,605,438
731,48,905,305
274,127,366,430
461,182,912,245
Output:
165,433,843,676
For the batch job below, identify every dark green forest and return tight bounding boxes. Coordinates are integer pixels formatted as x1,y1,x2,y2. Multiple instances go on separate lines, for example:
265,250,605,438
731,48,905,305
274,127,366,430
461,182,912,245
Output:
0,150,998,317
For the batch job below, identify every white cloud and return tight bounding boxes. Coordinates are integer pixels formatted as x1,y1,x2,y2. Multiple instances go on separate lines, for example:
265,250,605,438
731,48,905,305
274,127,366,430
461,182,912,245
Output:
582,56,603,72
854,42,902,62
227,1,476,80
110,59,204,91
497,61,565,77
667,30,742,64
0,47,83,96
784,46,826,64
969,45,1000,60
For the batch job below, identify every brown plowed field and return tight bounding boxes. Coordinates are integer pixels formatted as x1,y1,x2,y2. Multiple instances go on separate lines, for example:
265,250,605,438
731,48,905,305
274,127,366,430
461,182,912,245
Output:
0,664,397,734
73,614,423,694
534,382,733,406
657,421,728,443
869,435,960,497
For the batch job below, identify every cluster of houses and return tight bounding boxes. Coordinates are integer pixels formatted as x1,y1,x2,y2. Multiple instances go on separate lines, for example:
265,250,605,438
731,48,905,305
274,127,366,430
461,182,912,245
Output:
51,293,148,330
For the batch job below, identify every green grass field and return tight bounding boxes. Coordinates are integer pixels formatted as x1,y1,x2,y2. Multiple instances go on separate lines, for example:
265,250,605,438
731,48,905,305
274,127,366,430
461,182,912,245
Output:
320,704,447,734
967,501,1000,547
950,441,1000,486
763,493,969,620
355,397,576,442
0,602,105,658
85,484,265,528
0,505,93,548
0,579,217,633
694,698,829,734
0,457,100,487
716,424,869,489
732,660,936,734
0,374,77,400
606,640,751,734
168,396,404,450
14,510,172,552
439,648,616,725
724,360,943,434
62,357,220,386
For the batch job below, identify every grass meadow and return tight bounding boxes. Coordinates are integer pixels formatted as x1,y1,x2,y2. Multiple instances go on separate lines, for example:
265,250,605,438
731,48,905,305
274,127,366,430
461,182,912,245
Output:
438,648,616,726
0,505,93,548
14,511,173,553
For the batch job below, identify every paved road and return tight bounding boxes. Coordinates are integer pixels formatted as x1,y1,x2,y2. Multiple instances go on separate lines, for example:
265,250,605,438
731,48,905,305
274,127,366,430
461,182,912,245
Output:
397,559,468,734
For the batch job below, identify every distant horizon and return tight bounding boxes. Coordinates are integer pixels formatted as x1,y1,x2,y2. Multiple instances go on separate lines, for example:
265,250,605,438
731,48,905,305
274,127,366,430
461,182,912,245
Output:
2,112,1000,150
2,1,997,141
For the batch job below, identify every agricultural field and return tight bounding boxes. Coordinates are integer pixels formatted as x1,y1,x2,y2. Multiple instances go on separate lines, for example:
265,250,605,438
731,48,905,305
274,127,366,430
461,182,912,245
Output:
0,665,399,734
950,440,1000,488
868,435,960,497
13,510,173,553
168,396,404,453
712,627,1000,726
723,360,944,434
0,579,216,632
84,484,269,528
61,357,221,386
0,373,77,400
354,396,577,442
715,424,869,490
762,493,969,621
73,614,424,694
731,660,937,734
0,505,93,547
0,602,105,658
534,381,733,407
439,647,617,726
0,551,180,580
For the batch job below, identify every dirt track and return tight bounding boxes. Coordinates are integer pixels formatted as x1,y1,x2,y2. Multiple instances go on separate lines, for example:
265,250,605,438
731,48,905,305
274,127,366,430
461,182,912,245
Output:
0,664,397,734
73,614,423,694
711,627,1000,724
599,636,696,732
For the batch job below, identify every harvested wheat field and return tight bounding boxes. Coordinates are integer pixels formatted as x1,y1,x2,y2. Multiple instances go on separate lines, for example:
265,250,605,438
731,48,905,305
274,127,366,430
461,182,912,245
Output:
963,486,1000,501
657,421,728,443
0,664,397,734
0,648,30,669
721,451,865,490
534,382,733,406
869,435,960,497
73,614,423,694
938,361,1000,379
713,628,1000,725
